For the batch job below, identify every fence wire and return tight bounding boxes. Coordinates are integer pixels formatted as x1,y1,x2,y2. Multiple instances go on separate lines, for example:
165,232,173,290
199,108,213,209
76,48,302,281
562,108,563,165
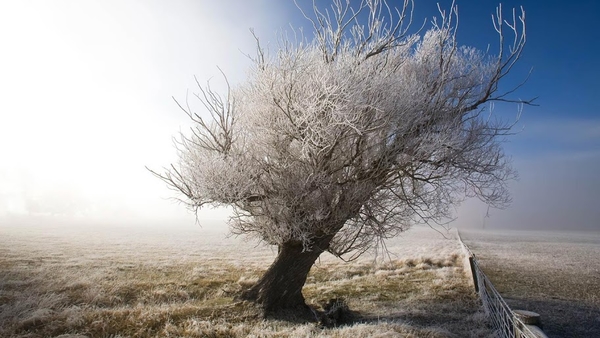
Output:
457,232,547,338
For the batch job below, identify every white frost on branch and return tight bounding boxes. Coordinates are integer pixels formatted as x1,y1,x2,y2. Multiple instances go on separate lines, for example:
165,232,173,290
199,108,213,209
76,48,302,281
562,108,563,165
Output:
150,0,530,258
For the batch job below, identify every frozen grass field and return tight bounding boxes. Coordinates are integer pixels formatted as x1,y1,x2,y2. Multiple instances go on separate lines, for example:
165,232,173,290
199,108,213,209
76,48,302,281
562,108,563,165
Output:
0,222,493,337
461,229,600,338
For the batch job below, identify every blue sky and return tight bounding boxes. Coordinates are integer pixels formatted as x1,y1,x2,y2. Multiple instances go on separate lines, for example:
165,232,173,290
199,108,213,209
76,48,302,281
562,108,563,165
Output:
0,0,598,230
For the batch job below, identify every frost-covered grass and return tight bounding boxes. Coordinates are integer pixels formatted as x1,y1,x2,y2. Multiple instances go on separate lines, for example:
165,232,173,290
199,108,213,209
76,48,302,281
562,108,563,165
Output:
0,222,493,337
461,229,600,338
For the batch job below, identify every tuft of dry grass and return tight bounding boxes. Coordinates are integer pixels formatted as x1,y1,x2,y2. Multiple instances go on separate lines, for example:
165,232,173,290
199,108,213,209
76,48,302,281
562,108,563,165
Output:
0,224,493,337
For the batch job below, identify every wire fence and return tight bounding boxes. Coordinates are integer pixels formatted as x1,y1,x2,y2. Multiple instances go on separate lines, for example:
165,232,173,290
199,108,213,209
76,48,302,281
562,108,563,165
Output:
457,231,548,338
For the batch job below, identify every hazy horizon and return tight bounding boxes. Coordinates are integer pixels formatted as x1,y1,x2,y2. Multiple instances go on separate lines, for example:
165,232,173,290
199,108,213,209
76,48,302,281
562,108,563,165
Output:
1,0,599,232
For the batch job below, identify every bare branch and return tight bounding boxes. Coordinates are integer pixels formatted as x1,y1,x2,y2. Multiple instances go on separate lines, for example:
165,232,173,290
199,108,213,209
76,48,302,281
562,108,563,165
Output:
153,0,531,260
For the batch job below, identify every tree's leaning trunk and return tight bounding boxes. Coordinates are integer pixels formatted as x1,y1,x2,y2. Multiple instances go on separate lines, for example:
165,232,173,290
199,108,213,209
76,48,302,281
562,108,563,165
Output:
241,235,333,314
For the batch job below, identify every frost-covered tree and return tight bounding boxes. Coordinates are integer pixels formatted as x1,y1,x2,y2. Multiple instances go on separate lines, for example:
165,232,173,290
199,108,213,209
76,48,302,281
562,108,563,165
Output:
151,0,530,314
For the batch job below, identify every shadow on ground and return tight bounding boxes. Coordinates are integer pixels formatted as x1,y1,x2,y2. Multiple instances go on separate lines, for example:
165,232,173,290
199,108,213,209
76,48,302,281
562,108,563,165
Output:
505,297,600,338
355,297,493,337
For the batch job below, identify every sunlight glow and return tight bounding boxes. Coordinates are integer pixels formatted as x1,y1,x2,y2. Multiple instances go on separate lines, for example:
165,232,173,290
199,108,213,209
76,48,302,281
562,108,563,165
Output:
0,0,287,223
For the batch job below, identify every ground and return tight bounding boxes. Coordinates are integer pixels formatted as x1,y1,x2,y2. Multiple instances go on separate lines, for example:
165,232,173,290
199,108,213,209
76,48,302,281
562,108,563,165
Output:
461,229,600,338
0,221,493,337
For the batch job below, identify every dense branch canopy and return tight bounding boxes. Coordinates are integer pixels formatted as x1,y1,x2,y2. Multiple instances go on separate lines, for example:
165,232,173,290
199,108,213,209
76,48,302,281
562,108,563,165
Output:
151,0,529,258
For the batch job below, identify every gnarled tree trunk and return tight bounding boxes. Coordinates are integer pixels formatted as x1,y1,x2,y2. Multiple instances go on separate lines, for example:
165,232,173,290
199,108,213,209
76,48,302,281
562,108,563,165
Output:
241,234,334,315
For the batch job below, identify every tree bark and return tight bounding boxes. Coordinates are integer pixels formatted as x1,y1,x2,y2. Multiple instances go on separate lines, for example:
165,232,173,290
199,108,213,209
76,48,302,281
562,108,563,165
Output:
241,235,333,315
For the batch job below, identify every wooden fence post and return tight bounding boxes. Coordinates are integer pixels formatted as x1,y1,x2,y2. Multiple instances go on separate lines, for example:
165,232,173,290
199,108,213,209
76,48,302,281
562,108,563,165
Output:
468,255,479,293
